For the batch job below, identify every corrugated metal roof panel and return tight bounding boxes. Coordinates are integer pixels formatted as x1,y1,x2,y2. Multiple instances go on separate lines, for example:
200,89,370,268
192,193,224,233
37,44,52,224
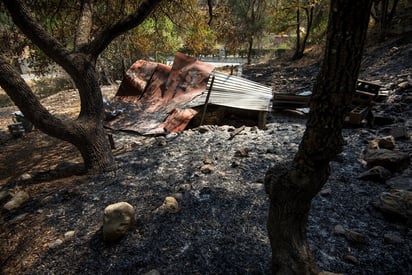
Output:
189,72,272,111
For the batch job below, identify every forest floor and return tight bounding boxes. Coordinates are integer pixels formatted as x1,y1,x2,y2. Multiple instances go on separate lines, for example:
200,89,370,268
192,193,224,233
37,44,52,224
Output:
0,32,411,274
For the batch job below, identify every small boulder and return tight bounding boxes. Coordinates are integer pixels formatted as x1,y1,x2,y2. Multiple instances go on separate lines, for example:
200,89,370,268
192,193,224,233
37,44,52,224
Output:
372,189,412,222
103,202,135,242
386,174,412,191
154,196,179,214
358,166,392,182
3,191,30,211
344,229,369,244
368,136,395,150
384,232,403,244
364,149,410,172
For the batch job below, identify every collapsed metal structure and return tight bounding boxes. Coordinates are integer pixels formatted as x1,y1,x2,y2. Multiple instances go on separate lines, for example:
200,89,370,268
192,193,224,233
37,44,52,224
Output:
105,52,272,135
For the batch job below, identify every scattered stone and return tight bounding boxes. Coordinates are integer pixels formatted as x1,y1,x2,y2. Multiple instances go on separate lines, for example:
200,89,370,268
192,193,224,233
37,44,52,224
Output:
384,232,403,244
364,149,410,172
177,183,191,192
320,188,332,196
390,127,410,140
358,166,392,182
144,269,161,275
231,161,240,168
378,135,396,150
398,81,410,89
402,95,412,103
154,196,179,214
48,239,63,249
10,213,28,224
234,148,249,157
203,155,213,164
103,202,135,242
18,173,32,181
170,192,183,201
344,230,369,244
333,224,346,235
372,189,412,221
318,272,344,275
344,255,359,265
386,174,412,191
200,164,214,174
368,139,380,150
156,136,167,146
197,125,211,133
64,231,76,240
3,191,30,211
250,183,264,190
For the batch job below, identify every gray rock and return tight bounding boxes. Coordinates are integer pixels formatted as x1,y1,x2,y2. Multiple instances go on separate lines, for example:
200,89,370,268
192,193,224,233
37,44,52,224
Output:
390,127,410,140
200,164,214,174
333,224,346,235
234,148,249,157
344,255,359,265
372,189,412,221
144,270,161,275
64,231,76,240
384,233,403,244
48,239,63,249
154,196,179,214
358,166,392,182
3,191,30,211
386,174,412,191
364,149,410,172
19,173,32,181
344,229,369,244
103,202,135,242
368,136,396,150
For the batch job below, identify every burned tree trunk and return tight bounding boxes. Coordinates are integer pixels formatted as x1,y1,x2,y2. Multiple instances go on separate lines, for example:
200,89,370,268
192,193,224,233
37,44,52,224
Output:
1,0,162,173
265,0,373,273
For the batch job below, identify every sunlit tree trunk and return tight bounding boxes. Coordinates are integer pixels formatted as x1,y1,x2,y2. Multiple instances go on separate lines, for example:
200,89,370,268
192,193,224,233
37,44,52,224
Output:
265,0,373,273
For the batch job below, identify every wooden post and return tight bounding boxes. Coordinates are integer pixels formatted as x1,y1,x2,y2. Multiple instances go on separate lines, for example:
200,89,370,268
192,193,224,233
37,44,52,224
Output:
258,111,267,129
199,75,215,126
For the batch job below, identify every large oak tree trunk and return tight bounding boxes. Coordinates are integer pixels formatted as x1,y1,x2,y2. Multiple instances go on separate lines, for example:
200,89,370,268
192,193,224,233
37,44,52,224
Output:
0,55,115,173
265,0,373,273
1,0,162,173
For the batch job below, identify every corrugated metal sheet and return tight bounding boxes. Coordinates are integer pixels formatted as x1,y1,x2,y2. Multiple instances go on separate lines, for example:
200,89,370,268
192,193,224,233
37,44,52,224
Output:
105,53,214,135
105,52,273,135
189,71,272,111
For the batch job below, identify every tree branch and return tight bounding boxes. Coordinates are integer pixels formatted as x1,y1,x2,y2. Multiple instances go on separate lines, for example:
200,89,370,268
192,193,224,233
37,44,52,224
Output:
84,0,163,58
0,55,74,141
2,0,72,68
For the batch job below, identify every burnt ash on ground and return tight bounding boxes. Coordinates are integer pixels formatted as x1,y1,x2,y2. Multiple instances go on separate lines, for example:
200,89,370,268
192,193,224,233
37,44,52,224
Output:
1,34,411,274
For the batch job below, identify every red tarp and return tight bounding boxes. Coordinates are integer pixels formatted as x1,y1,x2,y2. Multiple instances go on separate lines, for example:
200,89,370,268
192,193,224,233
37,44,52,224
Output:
105,52,215,135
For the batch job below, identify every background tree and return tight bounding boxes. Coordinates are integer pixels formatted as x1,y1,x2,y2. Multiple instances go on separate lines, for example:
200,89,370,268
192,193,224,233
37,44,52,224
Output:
264,0,373,273
228,0,268,64
371,0,400,34
291,0,321,59
0,0,163,173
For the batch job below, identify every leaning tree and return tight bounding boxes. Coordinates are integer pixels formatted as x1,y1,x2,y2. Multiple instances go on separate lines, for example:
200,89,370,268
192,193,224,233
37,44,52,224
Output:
0,0,163,173
265,0,373,273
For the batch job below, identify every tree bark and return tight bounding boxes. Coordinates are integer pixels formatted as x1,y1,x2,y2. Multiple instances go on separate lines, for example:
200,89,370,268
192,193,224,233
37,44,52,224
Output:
74,0,94,50
1,0,162,173
247,36,253,65
265,0,373,274
0,54,115,173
